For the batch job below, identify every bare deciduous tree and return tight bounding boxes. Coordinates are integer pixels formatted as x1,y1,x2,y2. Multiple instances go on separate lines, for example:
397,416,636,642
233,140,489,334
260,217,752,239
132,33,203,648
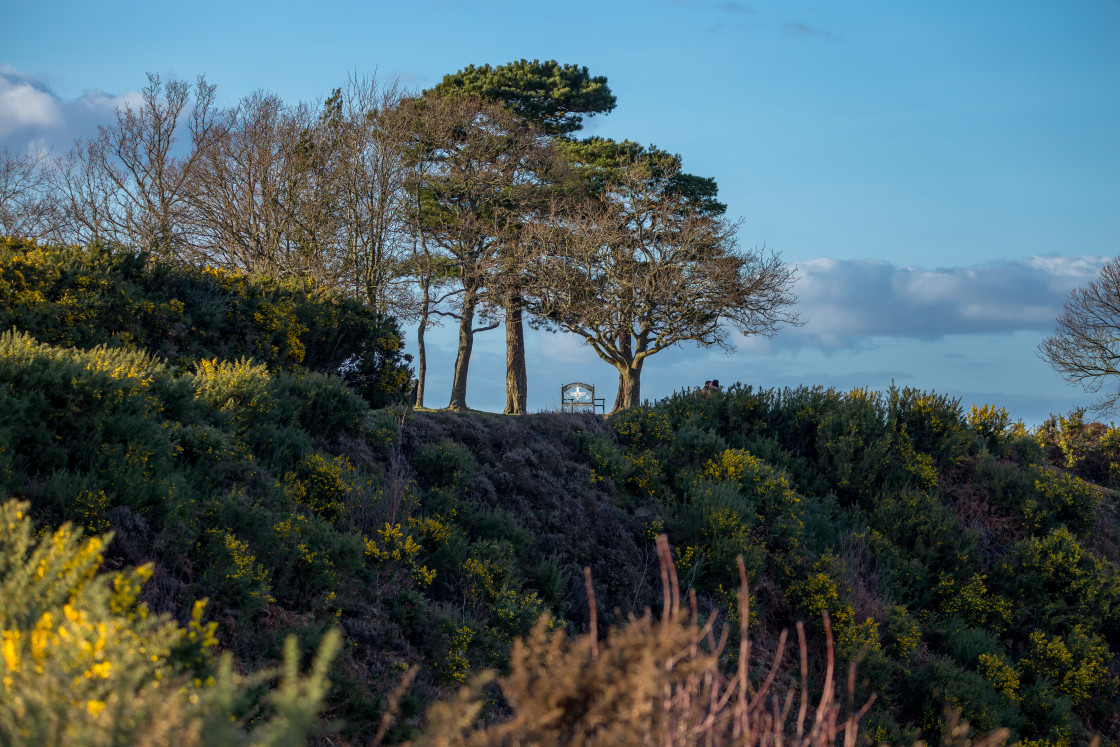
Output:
0,146,55,240
327,74,418,318
51,73,220,257
531,154,798,412
1039,257,1120,414
189,91,338,279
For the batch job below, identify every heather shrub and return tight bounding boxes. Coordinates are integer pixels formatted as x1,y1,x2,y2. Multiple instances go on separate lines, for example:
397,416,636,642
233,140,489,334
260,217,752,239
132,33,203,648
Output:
413,438,476,494
0,499,339,746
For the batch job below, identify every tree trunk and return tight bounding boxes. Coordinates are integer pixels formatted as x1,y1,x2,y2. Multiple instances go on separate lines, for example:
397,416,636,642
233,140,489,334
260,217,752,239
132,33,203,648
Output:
415,279,431,408
448,291,477,411
612,363,642,412
415,319,428,409
504,294,527,415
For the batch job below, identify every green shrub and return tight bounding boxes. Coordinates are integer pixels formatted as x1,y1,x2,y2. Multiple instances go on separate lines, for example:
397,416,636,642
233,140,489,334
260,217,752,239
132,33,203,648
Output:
885,604,923,660
786,552,853,631
609,406,673,450
702,448,804,553
1019,627,1111,706
813,387,893,503
967,404,1027,457
915,657,1022,740
935,574,1014,636
581,432,664,506
888,386,973,466
286,453,353,524
365,521,436,590
460,540,545,639
1025,470,1099,535
271,511,366,608
0,499,339,746
0,237,411,407
995,527,1120,639
870,490,975,596
198,529,275,619
660,424,727,483
413,438,477,493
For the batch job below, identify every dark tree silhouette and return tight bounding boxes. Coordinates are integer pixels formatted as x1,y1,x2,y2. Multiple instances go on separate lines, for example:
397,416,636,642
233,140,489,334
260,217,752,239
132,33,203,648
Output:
1040,257,1120,414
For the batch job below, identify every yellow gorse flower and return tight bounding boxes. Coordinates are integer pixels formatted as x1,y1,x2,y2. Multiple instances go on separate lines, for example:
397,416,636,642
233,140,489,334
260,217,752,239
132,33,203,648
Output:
1,630,20,672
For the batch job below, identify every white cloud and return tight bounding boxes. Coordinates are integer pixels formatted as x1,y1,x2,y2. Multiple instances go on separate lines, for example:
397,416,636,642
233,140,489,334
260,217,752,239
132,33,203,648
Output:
0,65,139,154
0,65,62,138
535,330,601,364
782,254,1108,349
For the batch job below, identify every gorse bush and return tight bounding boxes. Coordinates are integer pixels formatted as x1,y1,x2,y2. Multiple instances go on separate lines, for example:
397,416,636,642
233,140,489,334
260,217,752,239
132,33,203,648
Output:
1037,408,1120,488
0,499,339,746
0,237,411,407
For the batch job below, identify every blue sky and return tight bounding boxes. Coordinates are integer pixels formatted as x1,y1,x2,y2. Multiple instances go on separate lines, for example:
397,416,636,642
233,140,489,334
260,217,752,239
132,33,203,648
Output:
3,0,1119,422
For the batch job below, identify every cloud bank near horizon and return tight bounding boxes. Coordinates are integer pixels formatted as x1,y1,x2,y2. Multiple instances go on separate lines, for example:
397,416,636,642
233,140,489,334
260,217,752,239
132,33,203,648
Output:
782,254,1108,350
